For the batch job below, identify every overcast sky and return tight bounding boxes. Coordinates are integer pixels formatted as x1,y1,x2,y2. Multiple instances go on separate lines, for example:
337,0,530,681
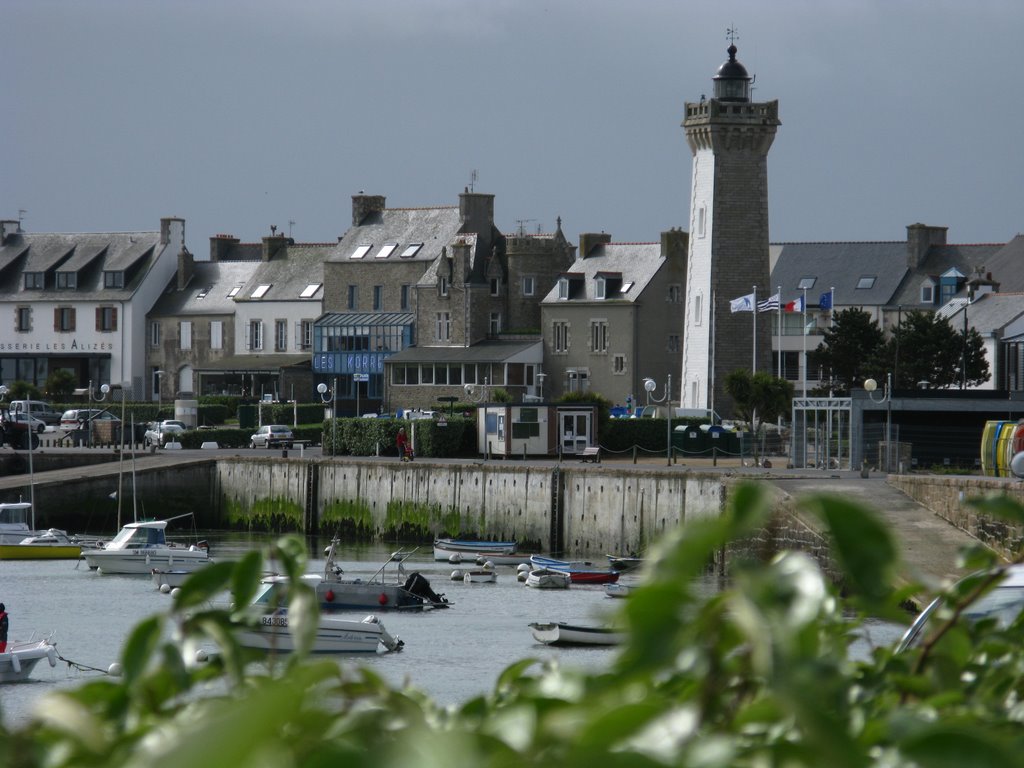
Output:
3,1,1021,257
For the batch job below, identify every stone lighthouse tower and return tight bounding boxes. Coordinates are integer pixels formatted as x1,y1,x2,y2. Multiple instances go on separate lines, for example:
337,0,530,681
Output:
680,43,779,416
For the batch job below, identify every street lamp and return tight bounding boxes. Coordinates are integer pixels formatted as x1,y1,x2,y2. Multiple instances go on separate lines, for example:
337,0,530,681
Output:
463,377,489,403
154,370,165,419
89,380,110,448
864,374,892,473
317,379,337,457
643,374,672,466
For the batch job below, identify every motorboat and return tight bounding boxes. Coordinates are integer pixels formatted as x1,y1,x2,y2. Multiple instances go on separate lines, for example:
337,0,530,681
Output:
606,554,644,572
528,622,625,647
0,528,82,560
0,634,59,682
83,516,210,575
236,607,403,654
257,539,449,612
524,567,571,589
529,555,620,585
0,502,33,544
433,538,517,560
450,563,498,584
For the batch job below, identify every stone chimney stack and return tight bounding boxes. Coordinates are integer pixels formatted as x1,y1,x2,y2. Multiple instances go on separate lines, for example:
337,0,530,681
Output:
209,234,240,261
579,232,612,258
177,247,195,291
459,189,495,231
906,223,948,270
352,194,386,226
661,228,689,261
0,220,21,243
261,230,288,261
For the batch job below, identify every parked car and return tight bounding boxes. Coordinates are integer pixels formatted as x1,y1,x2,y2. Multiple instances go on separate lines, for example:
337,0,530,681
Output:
144,420,188,447
59,409,121,430
8,400,63,426
896,563,1024,652
250,424,294,449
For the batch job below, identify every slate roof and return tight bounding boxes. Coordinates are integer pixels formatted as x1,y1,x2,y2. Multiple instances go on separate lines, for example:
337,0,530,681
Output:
539,242,664,303
329,206,463,265
150,261,261,316
941,292,1024,336
233,243,333,304
194,353,311,373
974,235,1024,293
0,230,161,300
889,243,1003,307
769,241,907,306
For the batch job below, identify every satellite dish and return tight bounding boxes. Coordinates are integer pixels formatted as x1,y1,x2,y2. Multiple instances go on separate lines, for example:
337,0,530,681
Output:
1011,451,1024,479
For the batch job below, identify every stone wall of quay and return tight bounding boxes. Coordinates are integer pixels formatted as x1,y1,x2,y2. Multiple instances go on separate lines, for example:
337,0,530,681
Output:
889,475,1024,561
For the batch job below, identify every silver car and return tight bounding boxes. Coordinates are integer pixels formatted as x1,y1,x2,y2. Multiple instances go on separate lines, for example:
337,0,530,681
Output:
249,424,294,449
144,420,188,447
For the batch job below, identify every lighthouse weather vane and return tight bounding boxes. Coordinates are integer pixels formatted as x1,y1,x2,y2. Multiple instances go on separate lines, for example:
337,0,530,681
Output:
726,26,738,44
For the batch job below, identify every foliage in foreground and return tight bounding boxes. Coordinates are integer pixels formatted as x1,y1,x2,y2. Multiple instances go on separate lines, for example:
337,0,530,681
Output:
6,486,1024,766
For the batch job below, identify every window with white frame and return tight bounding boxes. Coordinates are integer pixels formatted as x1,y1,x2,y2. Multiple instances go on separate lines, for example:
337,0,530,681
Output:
921,284,934,303
553,321,569,353
248,320,263,351
595,277,606,300
104,271,125,289
613,354,626,374
590,320,608,353
275,319,288,352
24,273,43,289
522,276,535,297
489,312,501,336
565,368,590,393
179,320,192,350
557,278,568,299
150,321,161,347
56,272,76,289
436,312,451,342
299,320,312,350
210,320,223,350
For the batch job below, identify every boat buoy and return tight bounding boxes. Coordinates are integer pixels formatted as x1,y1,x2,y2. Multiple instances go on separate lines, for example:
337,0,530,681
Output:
10,654,20,673
160,584,171,594
483,560,494,571
516,563,531,573
325,590,335,602
448,553,462,564
450,569,463,581
475,555,486,566
517,571,528,582
46,646,57,667
108,662,123,677
194,649,208,663
96,567,104,576
170,587,181,599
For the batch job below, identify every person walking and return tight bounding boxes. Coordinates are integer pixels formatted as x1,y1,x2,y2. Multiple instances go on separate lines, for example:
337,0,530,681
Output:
0,603,8,653
396,427,409,461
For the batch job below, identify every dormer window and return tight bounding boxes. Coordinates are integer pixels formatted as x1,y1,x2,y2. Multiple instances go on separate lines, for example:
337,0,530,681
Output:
595,271,622,299
56,272,77,289
921,284,934,303
798,276,816,290
557,277,569,300
104,271,124,289
595,277,606,300
24,272,43,290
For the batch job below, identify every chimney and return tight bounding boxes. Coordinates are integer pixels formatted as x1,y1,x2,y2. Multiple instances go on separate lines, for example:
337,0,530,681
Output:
160,216,184,246
661,228,689,260
352,194,386,226
0,219,21,243
261,232,288,262
459,189,495,232
906,223,947,270
209,233,239,261
579,232,612,258
177,247,195,291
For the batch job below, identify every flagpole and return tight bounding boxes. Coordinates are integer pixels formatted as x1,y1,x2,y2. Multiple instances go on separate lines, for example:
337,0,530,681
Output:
776,284,782,379
752,285,757,374
830,286,835,328
802,287,808,398
710,291,716,414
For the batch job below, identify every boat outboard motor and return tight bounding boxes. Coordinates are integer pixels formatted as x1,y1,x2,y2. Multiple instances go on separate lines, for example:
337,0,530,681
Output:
403,572,448,606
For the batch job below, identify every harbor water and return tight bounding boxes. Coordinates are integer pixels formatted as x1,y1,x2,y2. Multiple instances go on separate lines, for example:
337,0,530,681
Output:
0,534,645,727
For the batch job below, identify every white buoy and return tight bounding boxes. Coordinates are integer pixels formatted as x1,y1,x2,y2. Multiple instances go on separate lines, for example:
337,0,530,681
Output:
448,553,463,564
159,583,171,594
96,567,104,576
170,587,181,599
46,646,57,667
108,662,123,677
517,571,528,582
449,569,463,581
475,555,486,566
194,649,208,663
516,563,531,574
10,654,21,673
483,560,494,571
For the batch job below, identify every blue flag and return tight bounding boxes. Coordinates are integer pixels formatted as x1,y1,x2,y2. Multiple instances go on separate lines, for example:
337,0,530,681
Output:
819,291,833,310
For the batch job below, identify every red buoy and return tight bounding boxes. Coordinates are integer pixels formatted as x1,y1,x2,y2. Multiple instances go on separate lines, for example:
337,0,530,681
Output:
378,592,388,605
325,590,335,602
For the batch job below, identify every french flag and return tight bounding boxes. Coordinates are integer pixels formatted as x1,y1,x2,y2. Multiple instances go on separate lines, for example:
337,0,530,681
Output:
784,295,805,313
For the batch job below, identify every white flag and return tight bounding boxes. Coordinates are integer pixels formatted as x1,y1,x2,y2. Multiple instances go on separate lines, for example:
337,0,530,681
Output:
730,293,755,312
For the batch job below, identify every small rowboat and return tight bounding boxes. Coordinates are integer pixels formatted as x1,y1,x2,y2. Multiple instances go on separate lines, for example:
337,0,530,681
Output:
524,568,571,589
236,610,403,654
434,538,517,556
604,583,633,598
0,635,59,683
529,555,620,585
528,622,625,647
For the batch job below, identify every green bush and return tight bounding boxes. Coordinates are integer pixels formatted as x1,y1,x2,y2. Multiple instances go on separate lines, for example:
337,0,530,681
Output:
15,486,1024,766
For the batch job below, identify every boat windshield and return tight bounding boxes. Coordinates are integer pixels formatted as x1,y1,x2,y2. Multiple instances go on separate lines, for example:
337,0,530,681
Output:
0,504,31,527
106,524,167,550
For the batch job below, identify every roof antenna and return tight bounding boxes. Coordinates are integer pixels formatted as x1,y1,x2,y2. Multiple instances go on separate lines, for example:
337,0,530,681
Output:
516,219,535,236
468,169,478,192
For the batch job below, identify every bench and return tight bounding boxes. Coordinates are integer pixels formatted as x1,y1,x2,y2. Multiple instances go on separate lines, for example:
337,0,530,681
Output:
579,446,601,463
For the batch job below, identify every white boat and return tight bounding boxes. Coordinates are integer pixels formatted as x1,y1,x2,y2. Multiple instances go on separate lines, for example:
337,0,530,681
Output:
433,538,518,562
151,567,203,590
451,566,497,584
0,528,82,561
524,567,571,589
604,583,633,598
0,502,33,544
236,606,403,654
0,635,59,682
438,548,534,567
528,622,625,647
83,517,210,575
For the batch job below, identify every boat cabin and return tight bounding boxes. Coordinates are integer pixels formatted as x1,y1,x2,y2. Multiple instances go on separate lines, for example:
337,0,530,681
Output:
105,521,168,550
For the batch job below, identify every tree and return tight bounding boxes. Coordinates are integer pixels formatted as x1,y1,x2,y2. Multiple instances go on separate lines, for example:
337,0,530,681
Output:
45,369,77,400
810,308,885,394
883,310,989,389
725,370,794,464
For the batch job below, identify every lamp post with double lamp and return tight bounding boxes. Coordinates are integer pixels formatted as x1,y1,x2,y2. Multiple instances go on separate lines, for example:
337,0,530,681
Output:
643,374,672,467
89,380,110,448
317,379,336,457
864,374,892,473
